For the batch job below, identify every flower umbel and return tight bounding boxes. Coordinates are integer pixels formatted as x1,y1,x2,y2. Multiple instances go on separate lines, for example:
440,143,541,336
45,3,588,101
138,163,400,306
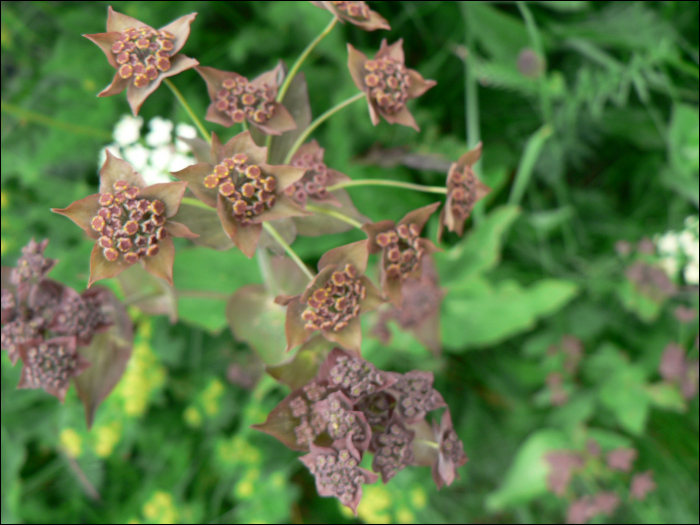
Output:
197,64,297,135
276,241,384,354
17,336,91,402
312,1,391,31
172,131,307,258
53,151,197,286
438,143,491,240
84,6,198,116
347,39,436,131
364,202,441,307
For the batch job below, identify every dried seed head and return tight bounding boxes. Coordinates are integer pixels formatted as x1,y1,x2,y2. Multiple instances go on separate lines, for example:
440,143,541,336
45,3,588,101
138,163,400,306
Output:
364,56,410,115
332,1,371,21
328,354,387,398
204,157,278,226
50,292,110,345
447,163,478,222
315,392,370,445
10,239,57,287
377,224,425,282
372,419,415,483
1,317,44,365
303,265,365,333
18,337,90,401
288,151,333,205
214,74,277,126
92,181,168,263
113,27,175,86
390,370,445,422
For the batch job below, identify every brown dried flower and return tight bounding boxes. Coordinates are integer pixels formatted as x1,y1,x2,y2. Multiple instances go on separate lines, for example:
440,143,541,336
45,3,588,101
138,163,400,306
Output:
84,6,198,116
347,39,436,131
312,1,391,31
438,143,491,240
53,151,197,286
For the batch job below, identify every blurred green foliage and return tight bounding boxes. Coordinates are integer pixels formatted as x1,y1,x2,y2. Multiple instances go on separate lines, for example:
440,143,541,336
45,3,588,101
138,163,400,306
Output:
1,1,698,524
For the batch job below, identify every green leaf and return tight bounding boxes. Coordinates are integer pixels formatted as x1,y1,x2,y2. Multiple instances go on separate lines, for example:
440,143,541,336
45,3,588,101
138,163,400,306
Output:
645,382,687,412
616,279,664,323
437,205,521,282
226,284,288,366
1,426,24,525
598,365,650,435
442,277,579,350
174,247,258,332
486,429,568,511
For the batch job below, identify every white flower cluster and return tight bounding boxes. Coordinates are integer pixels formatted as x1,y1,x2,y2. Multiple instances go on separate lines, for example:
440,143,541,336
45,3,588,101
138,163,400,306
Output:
655,216,699,285
99,116,197,186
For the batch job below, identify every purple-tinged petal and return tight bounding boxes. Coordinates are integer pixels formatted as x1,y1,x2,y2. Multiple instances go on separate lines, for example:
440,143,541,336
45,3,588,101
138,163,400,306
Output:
379,105,420,131
235,223,263,259
83,32,120,69
347,43,369,92
52,194,102,239
160,13,197,55
322,316,362,356
219,131,268,166
398,202,441,231
140,235,175,284
359,276,384,312
88,242,130,288
363,220,396,254
99,149,146,193
105,6,151,33
170,162,218,208
376,38,404,63
138,181,188,217
248,103,297,136
318,240,369,274
456,142,482,169
164,220,198,239
283,296,313,352
406,69,437,99
97,72,130,98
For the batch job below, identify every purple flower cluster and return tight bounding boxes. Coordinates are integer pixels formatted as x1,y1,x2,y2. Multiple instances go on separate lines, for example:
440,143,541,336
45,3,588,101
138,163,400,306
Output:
1,239,112,402
253,348,467,514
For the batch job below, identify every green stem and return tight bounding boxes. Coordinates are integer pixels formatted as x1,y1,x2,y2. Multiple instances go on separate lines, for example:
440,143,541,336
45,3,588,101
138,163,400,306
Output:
284,92,365,164
326,178,447,195
508,124,553,205
305,204,365,230
1,100,112,140
413,439,440,450
262,222,315,281
181,197,211,210
277,17,338,104
164,78,211,143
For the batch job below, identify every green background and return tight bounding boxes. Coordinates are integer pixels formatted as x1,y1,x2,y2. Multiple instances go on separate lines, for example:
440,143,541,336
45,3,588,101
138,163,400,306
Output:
1,1,698,524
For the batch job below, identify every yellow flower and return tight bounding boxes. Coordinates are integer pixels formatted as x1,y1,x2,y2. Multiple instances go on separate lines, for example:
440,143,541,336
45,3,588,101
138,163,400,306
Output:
143,491,179,524
396,507,415,524
59,428,83,458
356,485,392,524
409,486,427,510
93,421,122,458
183,406,203,428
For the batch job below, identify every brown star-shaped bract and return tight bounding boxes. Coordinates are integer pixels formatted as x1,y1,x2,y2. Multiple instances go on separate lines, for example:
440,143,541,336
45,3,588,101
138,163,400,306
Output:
84,6,198,116
52,151,197,287
299,436,379,516
438,143,492,241
431,409,468,489
347,39,436,131
311,1,391,31
197,64,297,135
172,131,308,258
276,241,384,355
364,202,441,308
373,255,445,354
17,336,91,403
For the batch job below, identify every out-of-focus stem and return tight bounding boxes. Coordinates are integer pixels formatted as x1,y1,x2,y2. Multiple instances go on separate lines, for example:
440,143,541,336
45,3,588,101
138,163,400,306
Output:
262,222,315,281
164,78,211,143
305,204,365,230
327,179,447,195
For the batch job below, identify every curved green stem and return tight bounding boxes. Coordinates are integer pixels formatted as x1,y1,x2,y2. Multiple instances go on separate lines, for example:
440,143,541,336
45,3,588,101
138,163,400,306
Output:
181,197,211,210
278,17,338,104
284,92,365,164
262,222,315,281
164,78,211,143
305,204,365,230
326,178,447,195
413,439,440,449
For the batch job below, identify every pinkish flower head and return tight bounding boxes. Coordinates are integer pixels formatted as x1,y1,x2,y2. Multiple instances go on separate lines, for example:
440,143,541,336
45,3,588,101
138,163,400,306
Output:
387,370,446,423
545,451,584,496
630,470,656,501
276,241,384,354
347,39,436,131
606,447,638,472
197,64,296,135
315,391,372,452
438,143,492,240
299,437,379,516
287,140,350,208
52,151,197,286
17,336,91,402
431,409,468,489
371,417,415,483
312,1,391,31
659,343,687,382
364,202,441,308
172,131,307,258
9,239,58,291
318,348,396,399
84,7,198,116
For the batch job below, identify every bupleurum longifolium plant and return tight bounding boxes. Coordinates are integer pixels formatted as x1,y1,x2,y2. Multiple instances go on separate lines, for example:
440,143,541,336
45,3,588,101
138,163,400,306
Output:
0,3,495,514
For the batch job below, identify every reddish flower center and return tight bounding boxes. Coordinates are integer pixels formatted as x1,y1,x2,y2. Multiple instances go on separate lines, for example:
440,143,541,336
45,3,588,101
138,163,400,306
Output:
92,181,167,264
332,1,371,21
302,264,365,332
21,341,82,391
287,152,331,206
215,75,277,125
204,154,278,226
364,57,411,115
375,223,424,281
113,27,175,87
373,422,414,482
447,164,477,220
